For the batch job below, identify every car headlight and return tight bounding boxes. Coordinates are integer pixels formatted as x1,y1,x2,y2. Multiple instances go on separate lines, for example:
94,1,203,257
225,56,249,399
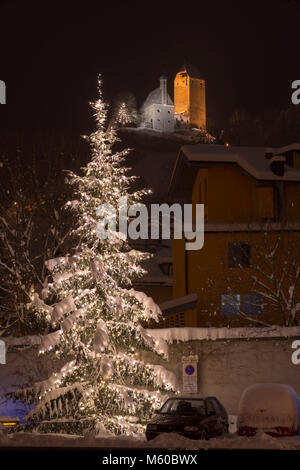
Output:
184,426,199,432
147,424,158,431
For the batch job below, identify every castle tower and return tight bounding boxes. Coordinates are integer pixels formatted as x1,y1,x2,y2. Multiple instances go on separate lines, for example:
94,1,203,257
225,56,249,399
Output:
174,64,206,129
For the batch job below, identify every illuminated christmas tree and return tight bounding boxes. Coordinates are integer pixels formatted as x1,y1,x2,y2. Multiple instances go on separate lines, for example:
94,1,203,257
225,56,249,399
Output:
114,101,132,127
14,76,177,436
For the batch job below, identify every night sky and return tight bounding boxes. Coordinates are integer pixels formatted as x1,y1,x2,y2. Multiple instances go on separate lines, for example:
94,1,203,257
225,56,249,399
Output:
0,0,299,136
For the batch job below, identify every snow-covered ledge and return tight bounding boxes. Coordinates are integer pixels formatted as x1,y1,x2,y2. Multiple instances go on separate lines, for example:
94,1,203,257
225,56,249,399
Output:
145,325,300,344
3,325,300,349
2,335,41,347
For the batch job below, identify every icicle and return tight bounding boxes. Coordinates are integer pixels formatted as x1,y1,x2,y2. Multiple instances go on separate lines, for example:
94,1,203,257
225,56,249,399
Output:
58,397,62,413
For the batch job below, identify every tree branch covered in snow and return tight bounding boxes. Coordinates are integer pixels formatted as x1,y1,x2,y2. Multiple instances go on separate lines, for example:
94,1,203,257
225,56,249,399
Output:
0,136,87,335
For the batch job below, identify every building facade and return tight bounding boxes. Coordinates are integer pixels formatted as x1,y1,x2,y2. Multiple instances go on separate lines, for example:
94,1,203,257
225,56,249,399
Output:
140,75,174,132
167,143,300,328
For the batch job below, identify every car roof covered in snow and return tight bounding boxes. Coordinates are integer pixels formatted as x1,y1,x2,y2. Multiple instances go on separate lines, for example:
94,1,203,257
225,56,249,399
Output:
237,383,300,430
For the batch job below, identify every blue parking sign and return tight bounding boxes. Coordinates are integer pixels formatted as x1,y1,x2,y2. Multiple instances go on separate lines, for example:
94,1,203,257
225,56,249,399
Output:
185,364,195,376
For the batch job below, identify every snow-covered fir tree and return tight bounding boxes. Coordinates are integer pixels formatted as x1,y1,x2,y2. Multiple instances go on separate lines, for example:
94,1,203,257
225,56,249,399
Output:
13,76,178,436
109,91,139,130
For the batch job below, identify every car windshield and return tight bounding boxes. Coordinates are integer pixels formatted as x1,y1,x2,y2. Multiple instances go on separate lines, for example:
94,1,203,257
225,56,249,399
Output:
159,399,205,415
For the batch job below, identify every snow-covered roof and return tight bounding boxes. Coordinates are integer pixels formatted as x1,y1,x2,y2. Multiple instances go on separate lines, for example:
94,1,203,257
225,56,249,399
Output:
134,243,173,287
141,87,173,110
159,293,198,316
169,143,300,193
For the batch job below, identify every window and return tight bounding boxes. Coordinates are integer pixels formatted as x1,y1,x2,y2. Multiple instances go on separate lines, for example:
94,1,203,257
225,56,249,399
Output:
221,293,263,316
211,398,224,414
221,294,240,315
206,400,216,416
228,242,251,267
242,293,263,315
160,399,205,415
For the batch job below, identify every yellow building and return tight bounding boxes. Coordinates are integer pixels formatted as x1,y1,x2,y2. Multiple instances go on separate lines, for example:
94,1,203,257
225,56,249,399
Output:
166,143,300,328
174,64,206,130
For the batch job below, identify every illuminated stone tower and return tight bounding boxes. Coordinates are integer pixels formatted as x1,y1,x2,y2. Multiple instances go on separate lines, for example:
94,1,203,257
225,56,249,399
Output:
174,64,206,129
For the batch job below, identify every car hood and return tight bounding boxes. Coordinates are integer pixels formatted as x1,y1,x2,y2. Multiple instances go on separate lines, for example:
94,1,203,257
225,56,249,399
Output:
148,414,204,426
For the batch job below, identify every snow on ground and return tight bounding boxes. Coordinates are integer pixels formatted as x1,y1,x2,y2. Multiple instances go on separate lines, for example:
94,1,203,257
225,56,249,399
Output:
1,430,300,450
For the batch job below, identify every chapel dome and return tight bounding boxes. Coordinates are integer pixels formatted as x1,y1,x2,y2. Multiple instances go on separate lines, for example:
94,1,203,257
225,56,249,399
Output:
142,87,173,110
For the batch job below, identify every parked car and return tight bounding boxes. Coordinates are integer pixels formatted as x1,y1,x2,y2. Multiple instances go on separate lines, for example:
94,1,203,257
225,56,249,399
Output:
145,396,228,441
237,383,300,437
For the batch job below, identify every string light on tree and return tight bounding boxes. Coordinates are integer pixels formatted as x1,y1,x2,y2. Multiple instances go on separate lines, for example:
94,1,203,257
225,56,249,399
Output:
12,75,178,437
114,102,132,127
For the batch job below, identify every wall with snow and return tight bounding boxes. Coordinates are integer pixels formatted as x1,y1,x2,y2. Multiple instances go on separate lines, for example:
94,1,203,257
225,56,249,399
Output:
140,329,300,416
1,327,300,421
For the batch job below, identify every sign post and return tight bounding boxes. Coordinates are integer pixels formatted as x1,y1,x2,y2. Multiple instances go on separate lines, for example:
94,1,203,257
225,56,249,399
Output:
0,340,6,364
182,355,198,394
